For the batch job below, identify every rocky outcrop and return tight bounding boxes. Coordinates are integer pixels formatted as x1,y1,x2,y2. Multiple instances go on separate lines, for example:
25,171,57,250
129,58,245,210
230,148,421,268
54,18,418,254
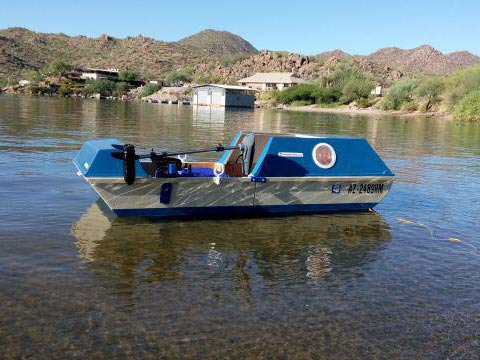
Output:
366,45,480,75
193,50,403,85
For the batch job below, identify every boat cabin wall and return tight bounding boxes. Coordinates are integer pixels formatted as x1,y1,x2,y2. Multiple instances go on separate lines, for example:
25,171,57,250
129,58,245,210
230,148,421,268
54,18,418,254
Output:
253,137,394,177
73,138,147,178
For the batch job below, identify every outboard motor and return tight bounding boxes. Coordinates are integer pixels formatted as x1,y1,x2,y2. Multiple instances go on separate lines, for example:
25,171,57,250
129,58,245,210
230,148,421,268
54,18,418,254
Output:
123,144,136,185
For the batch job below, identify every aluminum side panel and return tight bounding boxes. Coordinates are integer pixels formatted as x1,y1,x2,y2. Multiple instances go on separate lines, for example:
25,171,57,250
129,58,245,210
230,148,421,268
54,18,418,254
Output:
88,177,255,210
254,177,393,206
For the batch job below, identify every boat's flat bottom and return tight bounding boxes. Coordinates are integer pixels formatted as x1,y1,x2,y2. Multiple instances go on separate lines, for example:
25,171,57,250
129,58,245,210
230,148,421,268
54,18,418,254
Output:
112,203,378,219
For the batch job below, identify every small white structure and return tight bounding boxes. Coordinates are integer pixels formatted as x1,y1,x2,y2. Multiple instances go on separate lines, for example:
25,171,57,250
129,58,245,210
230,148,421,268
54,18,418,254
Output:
238,72,304,91
371,86,382,96
193,84,256,108
81,68,119,81
18,80,30,86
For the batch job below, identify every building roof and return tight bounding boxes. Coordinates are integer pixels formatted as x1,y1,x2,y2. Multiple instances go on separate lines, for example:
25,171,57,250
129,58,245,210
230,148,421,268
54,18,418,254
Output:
81,68,119,74
193,84,256,91
237,72,305,84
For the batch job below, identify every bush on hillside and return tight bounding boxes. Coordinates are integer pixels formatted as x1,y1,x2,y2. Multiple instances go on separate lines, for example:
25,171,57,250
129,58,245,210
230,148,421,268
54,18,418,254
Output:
165,68,193,85
114,82,130,97
46,59,72,75
453,90,480,121
24,69,42,83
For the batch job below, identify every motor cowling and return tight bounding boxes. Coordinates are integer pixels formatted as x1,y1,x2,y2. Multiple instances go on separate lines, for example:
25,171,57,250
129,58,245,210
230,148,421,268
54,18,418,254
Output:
123,144,136,185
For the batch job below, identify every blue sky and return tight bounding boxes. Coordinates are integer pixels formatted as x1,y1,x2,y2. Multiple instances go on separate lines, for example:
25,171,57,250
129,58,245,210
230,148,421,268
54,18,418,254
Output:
1,0,479,55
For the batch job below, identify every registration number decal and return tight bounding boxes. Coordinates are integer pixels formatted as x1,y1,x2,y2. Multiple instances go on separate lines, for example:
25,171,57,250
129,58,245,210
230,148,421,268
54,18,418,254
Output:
347,183,384,194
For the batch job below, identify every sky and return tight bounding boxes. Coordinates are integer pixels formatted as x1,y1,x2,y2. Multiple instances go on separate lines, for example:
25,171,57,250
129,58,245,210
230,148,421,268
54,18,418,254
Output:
1,0,479,55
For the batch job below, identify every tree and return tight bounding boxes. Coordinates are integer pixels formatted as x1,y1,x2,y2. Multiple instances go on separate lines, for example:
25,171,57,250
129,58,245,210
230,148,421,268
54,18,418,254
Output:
415,77,445,110
46,59,72,76
136,83,160,98
381,78,419,110
84,79,115,97
165,68,193,85
340,77,372,104
118,70,139,82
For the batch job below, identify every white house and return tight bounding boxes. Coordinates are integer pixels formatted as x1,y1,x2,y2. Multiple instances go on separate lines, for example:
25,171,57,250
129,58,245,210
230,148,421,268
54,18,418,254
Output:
81,68,119,81
238,72,304,91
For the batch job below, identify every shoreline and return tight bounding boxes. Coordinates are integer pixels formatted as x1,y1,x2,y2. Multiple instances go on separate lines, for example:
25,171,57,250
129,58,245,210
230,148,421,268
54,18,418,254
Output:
281,104,451,119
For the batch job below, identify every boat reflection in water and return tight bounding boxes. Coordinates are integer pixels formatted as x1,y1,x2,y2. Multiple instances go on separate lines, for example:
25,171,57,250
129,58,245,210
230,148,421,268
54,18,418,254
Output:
72,201,391,300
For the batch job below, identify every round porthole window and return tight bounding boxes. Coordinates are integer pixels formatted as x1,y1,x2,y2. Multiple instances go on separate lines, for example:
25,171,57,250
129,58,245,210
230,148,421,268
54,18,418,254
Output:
312,143,336,169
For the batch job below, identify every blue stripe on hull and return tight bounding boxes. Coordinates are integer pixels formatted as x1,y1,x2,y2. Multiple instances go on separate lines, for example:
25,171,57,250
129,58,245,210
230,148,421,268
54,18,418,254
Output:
112,203,378,218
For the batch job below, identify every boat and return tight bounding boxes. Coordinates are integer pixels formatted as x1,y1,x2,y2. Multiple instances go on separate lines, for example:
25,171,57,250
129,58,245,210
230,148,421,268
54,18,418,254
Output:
73,132,394,218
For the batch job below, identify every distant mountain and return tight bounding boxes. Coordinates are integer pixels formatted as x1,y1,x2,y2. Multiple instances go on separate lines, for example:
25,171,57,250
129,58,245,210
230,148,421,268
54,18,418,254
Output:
446,51,480,68
0,27,257,79
178,29,257,56
1,27,479,81
316,49,352,61
365,45,480,75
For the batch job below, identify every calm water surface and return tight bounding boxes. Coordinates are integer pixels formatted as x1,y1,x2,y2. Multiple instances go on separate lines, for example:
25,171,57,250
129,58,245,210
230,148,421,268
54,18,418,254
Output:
0,96,479,358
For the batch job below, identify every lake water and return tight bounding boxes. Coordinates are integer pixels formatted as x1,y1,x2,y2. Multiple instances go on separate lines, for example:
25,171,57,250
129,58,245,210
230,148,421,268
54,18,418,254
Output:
0,95,479,358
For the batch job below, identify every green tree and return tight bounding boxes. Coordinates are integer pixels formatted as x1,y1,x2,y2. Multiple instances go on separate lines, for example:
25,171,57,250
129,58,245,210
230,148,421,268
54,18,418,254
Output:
165,68,193,85
340,77,372,104
137,83,160,98
84,79,116,97
415,77,445,110
381,78,419,110
46,59,72,76
118,70,139,82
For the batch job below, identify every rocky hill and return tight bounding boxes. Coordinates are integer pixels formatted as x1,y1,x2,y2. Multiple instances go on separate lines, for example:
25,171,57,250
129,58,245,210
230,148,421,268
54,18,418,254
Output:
1,27,479,83
178,29,257,56
365,45,480,75
0,27,257,79
194,50,404,85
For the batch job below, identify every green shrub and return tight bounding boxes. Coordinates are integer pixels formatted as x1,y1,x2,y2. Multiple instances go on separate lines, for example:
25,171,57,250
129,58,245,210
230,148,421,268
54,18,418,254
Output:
311,87,341,104
274,83,318,104
400,101,418,112
415,77,445,110
165,68,193,85
290,100,311,107
444,66,480,109
114,82,130,96
137,83,160,98
46,59,72,75
194,74,222,84
219,54,248,67
84,79,116,97
28,84,51,95
453,90,480,121
118,70,139,82
24,69,42,83
356,97,373,108
340,77,372,104
58,83,73,96
382,78,419,110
